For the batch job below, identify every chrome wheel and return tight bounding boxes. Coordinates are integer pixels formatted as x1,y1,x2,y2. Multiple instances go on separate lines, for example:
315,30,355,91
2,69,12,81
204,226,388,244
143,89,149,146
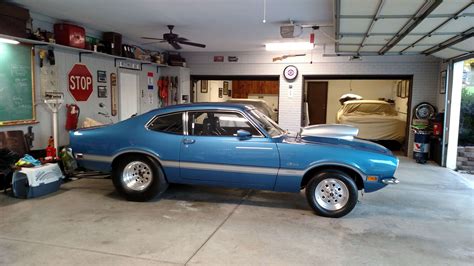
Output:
122,161,153,191
315,178,349,211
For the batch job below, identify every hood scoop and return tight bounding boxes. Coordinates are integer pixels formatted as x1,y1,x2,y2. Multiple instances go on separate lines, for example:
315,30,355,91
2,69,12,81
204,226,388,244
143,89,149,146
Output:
300,124,359,140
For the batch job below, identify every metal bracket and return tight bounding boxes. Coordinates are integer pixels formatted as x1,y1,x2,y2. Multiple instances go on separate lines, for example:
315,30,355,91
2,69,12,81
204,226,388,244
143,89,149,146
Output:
79,52,92,63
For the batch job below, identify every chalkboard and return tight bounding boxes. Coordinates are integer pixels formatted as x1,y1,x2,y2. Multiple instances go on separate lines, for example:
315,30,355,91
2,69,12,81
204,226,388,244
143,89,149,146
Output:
0,43,35,126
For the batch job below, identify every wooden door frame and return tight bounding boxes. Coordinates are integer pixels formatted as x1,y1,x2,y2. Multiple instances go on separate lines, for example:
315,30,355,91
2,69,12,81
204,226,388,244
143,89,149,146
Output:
303,75,414,156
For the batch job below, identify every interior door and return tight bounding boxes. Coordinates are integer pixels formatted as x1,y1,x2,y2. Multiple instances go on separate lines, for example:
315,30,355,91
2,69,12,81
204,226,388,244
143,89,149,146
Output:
119,72,139,121
179,111,279,189
307,81,328,125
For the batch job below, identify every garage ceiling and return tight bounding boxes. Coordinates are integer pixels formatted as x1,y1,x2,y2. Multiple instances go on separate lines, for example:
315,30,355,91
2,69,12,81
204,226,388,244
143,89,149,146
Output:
336,0,474,59
9,0,334,52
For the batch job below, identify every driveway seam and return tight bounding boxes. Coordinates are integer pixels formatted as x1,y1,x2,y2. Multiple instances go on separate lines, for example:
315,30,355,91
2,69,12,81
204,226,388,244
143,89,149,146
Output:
184,190,252,265
0,236,182,265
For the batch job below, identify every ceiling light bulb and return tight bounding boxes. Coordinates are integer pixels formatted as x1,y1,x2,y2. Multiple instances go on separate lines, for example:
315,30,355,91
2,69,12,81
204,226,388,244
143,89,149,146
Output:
265,42,313,51
0,37,20,45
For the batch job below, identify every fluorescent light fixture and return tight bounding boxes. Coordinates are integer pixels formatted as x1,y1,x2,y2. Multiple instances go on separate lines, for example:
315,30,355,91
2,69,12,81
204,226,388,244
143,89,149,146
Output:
0,37,20,45
265,42,313,51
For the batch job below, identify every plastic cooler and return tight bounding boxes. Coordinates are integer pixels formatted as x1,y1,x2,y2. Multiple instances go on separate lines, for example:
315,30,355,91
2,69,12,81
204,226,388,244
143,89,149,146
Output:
54,23,86,49
12,163,64,198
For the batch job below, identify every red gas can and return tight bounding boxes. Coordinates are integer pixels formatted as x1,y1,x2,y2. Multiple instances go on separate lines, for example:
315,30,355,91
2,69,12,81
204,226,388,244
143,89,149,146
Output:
54,23,86,48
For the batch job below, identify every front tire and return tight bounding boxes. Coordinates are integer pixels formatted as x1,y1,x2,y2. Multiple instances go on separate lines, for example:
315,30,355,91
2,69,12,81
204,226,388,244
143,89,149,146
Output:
112,155,167,201
305,170,358,218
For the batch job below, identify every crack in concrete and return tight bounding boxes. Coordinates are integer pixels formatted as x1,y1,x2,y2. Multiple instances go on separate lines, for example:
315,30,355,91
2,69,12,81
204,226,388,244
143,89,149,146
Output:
184,189,252,265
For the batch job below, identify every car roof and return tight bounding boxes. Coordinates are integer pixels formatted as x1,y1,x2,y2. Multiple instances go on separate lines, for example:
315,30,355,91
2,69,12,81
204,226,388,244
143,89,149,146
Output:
150,102,256,114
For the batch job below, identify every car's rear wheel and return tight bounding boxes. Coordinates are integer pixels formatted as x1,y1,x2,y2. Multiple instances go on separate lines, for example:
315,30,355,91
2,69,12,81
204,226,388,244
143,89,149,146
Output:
112,155,167,201
305,170,358,218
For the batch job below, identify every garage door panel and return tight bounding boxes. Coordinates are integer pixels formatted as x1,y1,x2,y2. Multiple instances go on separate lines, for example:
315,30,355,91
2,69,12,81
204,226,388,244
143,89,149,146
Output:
398,35,424,45
452,37,474,51
340,19,372,33
379,0,426,15
436,16,474,33
372,19,409,34
363,35,391,45
360,45,384,52
431,0,473,14
411,18,448,34
432,48,467,59
390,45,409,52
403,45,433,53
338,45,360,52
417,35,456,45
338,36,364,45
340,0,379,15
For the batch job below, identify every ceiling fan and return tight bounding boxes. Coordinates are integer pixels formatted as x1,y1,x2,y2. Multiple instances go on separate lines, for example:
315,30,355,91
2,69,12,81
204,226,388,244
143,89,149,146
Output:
141,25,206,50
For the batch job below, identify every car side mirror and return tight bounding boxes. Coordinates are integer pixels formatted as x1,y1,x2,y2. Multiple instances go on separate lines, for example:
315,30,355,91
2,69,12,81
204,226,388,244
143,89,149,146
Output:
236,129,252,140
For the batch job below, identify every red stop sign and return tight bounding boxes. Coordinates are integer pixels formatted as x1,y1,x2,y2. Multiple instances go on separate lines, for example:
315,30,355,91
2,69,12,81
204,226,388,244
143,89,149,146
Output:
68,64,93,101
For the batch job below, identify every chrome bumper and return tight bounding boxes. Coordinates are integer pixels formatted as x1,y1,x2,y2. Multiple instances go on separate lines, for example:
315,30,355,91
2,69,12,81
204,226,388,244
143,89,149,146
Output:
382,177,399,185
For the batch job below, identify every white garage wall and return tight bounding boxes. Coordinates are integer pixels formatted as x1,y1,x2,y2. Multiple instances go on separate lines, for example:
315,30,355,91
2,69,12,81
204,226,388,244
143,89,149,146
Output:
4,48,164,149
183,49,441,154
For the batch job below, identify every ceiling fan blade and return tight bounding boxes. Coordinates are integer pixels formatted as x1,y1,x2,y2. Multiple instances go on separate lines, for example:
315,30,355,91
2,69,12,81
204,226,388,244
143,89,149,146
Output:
140,41,167,45
141,37,165,40
177,37,188,42
170,42,182,50
178,41,206,48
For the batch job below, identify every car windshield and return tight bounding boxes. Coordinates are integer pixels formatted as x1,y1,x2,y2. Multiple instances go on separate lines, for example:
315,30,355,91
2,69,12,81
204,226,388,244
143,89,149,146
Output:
249,109,285,137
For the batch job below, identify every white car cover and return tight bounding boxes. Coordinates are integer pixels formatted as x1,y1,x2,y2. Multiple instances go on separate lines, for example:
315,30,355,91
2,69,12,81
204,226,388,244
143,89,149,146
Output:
336,100,406,142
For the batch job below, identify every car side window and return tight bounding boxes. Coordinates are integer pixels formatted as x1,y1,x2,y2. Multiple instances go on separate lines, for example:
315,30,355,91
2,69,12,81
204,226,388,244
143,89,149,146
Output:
148,113,183,134
188,111,260,137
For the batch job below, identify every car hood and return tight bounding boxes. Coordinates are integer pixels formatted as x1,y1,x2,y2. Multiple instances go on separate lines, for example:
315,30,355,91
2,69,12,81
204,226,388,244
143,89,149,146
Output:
292,124,392,155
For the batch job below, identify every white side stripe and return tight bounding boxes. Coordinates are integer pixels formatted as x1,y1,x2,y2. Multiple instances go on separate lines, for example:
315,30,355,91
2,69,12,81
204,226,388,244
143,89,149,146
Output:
235,147,273,150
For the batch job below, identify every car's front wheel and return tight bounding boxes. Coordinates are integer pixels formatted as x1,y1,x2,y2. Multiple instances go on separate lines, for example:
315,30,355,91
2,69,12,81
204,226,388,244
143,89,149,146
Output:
112,155,167,201
305,170,358,218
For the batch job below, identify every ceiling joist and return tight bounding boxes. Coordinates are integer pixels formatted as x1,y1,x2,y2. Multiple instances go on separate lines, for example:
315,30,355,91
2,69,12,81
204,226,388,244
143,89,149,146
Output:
378,0,443,55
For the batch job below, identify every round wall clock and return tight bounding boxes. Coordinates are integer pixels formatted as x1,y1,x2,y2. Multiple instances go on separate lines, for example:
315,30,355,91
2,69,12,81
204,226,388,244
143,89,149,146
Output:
283,65,298,81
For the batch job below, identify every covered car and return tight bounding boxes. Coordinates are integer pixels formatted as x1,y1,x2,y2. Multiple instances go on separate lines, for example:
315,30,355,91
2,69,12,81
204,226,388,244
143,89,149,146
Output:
336,100,406,143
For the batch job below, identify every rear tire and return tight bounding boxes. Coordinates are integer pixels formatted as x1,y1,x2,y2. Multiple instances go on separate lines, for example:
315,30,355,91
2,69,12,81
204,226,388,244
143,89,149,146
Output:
305,170,358,218
112,155,167,201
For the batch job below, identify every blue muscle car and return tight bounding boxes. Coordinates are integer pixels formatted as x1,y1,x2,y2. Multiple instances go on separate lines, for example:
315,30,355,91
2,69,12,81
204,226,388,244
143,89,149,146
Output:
70,103,399,218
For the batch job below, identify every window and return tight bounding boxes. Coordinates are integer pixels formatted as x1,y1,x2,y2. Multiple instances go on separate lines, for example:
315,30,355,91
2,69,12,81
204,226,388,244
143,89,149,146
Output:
147,113,183,134
249,110,286,137
188,111,260,137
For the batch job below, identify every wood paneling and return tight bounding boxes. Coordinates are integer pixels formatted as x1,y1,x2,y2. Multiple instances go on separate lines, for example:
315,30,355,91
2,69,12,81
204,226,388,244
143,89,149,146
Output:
232,80,279,98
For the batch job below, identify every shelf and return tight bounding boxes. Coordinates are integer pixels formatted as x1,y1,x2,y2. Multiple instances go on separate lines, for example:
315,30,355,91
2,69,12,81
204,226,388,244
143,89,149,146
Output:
0,34,168,68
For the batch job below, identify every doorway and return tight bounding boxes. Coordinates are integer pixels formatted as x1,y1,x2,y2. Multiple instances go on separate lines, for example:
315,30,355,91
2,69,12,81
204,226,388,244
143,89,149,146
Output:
303,76,413,154
306,81,328,125
119,72,139,121
190,76,280,122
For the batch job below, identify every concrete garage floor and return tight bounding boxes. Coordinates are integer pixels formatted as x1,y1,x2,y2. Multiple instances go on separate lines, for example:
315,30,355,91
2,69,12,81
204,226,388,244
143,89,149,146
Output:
1,156,473,265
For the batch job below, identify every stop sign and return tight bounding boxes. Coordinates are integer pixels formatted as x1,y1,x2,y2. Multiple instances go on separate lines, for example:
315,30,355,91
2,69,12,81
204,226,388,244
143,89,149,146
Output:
68,64,93,101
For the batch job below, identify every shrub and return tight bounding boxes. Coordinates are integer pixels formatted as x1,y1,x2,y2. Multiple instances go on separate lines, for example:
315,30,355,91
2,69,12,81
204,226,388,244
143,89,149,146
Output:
459,87,474,146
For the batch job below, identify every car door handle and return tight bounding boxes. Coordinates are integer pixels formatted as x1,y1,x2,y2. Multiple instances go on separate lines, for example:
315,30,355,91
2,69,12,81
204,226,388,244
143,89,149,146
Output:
183,138,195,144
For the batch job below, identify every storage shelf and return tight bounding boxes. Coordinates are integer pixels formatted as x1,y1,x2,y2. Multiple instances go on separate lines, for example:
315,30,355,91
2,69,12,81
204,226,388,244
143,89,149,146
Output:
0,34,168,68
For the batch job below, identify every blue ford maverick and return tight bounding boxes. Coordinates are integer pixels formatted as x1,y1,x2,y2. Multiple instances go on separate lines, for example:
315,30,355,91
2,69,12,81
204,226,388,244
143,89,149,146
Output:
70,103,399,218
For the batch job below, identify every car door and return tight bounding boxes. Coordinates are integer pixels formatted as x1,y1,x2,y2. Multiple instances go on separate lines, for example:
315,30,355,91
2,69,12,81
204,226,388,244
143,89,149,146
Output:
179,110,279,190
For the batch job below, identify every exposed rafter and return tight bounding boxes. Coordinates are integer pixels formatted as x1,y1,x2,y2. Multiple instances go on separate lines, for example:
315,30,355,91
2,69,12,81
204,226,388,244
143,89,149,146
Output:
356,0,385,54
378,0,442,55
400,2,473,54
423,27,474,55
